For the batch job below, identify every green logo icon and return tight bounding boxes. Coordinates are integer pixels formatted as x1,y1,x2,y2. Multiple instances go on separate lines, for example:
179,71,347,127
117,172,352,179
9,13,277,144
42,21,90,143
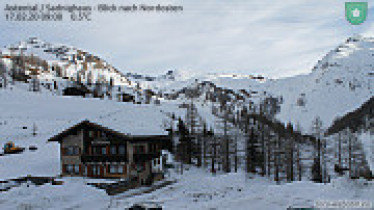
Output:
345,2,368,25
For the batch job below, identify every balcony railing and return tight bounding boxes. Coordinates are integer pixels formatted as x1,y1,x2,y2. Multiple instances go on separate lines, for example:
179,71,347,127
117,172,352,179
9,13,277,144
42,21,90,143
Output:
81,154,127,163
133,152,159,163
90,137,110,145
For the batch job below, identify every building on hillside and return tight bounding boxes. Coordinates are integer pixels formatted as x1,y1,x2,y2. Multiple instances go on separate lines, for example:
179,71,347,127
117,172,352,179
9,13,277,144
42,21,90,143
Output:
63,86,90,97
117,92,135,102
48,120,171,185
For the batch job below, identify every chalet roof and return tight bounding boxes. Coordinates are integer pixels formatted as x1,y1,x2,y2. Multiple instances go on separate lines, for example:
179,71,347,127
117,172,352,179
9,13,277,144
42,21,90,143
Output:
48,120,170,143
45,103,176,142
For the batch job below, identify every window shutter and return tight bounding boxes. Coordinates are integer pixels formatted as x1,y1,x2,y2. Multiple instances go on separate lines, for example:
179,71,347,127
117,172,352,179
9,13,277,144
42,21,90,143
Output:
87,165,91,176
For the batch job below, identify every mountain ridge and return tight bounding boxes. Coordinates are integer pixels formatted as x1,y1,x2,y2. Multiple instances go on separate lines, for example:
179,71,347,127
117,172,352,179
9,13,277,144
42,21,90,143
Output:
1,36,373,132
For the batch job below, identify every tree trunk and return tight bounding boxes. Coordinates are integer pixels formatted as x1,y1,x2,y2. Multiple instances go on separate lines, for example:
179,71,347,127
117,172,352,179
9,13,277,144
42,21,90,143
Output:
296,143,302,181
234,136,238,173
211,137,216,174
338,132,342,167
348,133,352,178
274,136,280,183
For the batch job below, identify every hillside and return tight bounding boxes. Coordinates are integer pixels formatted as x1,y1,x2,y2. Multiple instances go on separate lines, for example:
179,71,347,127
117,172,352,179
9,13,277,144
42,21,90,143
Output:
326,96,373,135
265,36,373,132
131,36,374,133
0,37,141,101
0,86,183,179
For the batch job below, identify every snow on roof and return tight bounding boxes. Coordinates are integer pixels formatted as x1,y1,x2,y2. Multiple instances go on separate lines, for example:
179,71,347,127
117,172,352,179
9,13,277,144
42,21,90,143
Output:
90,105,169,136
47,103,170,142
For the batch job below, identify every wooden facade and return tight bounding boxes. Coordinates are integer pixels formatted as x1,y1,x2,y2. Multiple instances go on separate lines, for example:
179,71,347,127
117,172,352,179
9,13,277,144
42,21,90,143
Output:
48,120,171,184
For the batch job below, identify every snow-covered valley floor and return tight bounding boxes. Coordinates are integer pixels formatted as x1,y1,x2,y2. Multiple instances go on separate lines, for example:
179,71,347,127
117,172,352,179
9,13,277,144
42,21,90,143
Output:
0,87,373,210
1,167,373,210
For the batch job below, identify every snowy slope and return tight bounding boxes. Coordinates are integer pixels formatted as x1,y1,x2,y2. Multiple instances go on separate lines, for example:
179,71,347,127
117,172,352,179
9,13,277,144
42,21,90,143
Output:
134,70,266,93
0,178,110,210
134,36,373,133
265,36,373,132
1,37,139,97
0,86,184,180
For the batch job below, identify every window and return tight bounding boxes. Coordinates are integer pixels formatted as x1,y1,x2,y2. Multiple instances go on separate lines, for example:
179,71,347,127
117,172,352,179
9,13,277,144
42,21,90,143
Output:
89,130,95,138
65,146,79,155
92,165,97,175
110,165,116,173
118,165,123,174
92,146,105,155
109,164,124,174
74,165,79,174
66,147,73,155
92,165,100,176
65,164,79,174
110,145,117,155
119,145,125,155
88,130,104,138
66,164,73,173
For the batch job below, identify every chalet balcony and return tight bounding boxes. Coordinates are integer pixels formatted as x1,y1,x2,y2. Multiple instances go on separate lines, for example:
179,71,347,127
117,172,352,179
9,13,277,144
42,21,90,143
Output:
81,154,127,163
90,137,110,145
133,152,160,163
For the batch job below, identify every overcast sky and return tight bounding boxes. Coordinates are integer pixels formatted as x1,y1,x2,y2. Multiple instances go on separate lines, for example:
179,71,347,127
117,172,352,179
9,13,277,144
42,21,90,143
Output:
1,0,373,78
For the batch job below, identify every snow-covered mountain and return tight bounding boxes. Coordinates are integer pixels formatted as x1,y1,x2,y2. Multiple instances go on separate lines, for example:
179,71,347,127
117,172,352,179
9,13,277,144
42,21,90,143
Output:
261,35,373,132
1,36,373,132
132,36,373,133
0,37,140,99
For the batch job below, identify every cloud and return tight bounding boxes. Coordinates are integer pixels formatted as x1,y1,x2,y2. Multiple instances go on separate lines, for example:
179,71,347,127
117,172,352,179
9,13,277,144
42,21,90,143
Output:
1,0,373,78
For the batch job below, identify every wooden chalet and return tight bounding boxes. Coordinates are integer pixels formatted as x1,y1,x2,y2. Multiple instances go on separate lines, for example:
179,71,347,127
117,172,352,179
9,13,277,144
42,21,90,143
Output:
48,120,171,184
